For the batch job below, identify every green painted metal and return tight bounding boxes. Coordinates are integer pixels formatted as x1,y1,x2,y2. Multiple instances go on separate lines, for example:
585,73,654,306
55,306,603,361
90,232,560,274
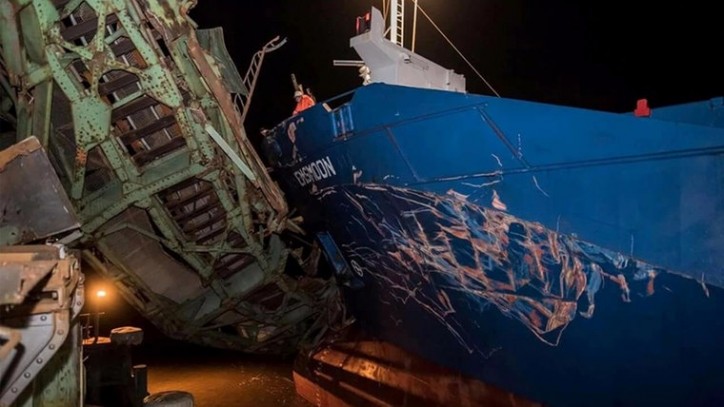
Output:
0,0,343,353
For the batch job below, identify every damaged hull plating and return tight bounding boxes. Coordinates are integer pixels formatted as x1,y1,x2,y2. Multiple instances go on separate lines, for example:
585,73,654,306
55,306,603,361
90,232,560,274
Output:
269,84,724,406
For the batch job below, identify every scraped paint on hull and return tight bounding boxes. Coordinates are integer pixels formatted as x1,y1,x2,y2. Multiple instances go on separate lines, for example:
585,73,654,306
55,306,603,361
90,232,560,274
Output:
318,184,724,406
322,184,658,346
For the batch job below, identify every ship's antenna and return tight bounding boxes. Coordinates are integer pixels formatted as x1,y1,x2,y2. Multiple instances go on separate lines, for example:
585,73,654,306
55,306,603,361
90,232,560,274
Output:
415,2,501,97
411,0,419,52
291,73,302,93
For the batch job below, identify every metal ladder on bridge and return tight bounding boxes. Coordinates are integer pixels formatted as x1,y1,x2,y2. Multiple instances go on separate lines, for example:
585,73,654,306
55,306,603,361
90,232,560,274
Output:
236,36,287,125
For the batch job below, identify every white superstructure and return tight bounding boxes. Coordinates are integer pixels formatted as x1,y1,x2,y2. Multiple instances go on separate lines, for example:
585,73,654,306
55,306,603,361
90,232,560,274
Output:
350,5,466,93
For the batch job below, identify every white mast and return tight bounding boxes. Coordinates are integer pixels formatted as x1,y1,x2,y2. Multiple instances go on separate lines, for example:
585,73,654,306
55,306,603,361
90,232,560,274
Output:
411,0,419,52
390,0,405,47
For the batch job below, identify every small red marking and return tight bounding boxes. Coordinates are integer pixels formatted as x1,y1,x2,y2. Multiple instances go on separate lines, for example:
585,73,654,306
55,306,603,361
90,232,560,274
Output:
634,98,651,117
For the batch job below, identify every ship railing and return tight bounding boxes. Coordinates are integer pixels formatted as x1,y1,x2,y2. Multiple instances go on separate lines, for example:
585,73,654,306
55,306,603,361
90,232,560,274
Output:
319,89,358,111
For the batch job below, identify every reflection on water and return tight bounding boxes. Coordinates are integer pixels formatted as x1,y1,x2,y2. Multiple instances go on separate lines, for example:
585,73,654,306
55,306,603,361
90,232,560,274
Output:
138,342,311,407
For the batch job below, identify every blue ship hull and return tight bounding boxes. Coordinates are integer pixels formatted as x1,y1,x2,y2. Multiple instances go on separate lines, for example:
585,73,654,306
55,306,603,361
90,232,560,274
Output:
268,84,724,406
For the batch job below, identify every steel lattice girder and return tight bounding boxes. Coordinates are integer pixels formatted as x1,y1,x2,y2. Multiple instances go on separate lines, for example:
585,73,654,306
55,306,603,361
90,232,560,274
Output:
0,0,342,353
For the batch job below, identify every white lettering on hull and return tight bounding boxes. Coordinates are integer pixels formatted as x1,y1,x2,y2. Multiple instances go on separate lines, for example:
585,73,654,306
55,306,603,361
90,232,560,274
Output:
294,156,337,187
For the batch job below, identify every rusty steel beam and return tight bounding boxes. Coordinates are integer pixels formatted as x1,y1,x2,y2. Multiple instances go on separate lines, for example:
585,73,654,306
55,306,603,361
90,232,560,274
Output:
0,0,343,354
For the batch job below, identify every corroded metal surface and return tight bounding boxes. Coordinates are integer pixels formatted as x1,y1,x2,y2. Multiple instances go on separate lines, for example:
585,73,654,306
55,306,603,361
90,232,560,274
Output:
0,137,80,246
0,0,341,353
0,245,84,407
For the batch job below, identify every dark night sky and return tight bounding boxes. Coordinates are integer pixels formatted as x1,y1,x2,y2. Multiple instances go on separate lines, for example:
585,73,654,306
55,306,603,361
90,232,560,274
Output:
188,0,723,139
